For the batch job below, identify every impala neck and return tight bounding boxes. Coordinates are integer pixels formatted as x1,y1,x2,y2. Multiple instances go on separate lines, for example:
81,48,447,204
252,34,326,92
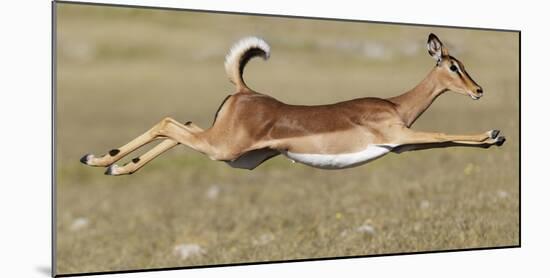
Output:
389,67,447,127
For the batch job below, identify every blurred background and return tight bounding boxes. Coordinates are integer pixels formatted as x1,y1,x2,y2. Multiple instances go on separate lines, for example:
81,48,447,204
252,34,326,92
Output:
55,3,519,275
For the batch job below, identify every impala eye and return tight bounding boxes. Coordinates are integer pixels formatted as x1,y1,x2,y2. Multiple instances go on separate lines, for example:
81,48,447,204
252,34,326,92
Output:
450,65,458,72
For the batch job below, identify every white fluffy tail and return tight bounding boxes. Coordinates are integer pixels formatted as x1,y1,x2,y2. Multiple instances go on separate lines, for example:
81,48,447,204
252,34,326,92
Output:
224,37,270,92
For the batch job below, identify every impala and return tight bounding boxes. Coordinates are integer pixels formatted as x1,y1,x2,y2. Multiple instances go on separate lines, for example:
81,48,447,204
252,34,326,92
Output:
80,33,505,175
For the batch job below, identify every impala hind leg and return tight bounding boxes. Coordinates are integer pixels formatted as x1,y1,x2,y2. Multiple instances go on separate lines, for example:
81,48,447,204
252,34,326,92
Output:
105,123,222,175
105,139,179,176
393,128,505,150
80,117,206,168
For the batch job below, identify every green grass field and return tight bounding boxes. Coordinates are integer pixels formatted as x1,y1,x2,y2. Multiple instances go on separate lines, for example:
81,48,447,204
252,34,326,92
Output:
55,3,519,275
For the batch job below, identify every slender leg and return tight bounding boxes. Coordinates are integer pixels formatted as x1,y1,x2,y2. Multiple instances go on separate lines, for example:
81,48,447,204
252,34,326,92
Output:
393,128,505,147
392,140,505,153
104,120,219,175
80,117,206,167
105,139,179,176
182,121,204,132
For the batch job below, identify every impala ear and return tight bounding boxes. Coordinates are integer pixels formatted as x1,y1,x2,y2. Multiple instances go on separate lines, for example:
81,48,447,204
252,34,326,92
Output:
427,33,449,64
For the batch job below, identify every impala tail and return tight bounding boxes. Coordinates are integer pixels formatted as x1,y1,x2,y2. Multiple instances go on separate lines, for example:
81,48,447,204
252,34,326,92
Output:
224,37,270,92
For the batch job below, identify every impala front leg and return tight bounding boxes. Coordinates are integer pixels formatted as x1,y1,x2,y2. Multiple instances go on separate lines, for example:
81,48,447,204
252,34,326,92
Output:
394,128,506,148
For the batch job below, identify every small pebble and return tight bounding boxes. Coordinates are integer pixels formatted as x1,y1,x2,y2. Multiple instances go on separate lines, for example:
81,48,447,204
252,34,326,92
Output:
69,217,89,231
356,224,375,235
173,244,206,260
340,229,350,237
206,185,221,200
252,233,275,246
420,200,430,209
497,190,509,198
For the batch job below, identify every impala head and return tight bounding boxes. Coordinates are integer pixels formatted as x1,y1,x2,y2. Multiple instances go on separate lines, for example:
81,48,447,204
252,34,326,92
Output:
427,33,483,100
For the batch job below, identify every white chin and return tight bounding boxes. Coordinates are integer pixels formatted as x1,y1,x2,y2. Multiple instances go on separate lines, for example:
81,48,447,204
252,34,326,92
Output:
470,94,480,100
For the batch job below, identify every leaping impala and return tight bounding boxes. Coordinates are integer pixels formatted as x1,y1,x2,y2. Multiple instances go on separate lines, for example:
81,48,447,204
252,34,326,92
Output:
80,33,505,175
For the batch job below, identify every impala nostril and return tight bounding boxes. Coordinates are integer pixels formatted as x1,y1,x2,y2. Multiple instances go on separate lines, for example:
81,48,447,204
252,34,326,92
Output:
476,88,483,94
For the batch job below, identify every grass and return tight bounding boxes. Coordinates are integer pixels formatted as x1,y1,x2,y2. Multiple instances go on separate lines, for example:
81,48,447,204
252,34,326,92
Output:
55,3,520,275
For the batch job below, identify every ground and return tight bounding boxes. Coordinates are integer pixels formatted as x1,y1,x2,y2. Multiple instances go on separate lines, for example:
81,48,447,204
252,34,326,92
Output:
55,3,519,275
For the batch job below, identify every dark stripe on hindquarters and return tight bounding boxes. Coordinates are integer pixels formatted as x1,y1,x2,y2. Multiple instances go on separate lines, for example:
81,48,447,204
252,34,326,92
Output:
212,95,231,125
109,149,120,156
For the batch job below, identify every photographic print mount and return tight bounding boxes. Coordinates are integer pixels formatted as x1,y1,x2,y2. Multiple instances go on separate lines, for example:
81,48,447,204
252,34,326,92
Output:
53,1,520,277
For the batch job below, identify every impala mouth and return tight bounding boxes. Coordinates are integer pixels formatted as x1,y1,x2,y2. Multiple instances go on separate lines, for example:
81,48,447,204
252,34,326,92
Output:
469,93,482,100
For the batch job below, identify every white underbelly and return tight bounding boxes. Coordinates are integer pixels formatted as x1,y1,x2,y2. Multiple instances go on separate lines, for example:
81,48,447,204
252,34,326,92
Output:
283,144,397,169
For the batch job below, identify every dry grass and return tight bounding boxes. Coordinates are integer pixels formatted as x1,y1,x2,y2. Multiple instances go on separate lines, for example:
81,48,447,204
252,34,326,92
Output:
55,3,519,275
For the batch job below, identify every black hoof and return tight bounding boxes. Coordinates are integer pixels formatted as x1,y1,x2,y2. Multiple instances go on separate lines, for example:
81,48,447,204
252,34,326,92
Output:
490,130,500,139
80,154,91,165
496,136,506,146
104,165,115,175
